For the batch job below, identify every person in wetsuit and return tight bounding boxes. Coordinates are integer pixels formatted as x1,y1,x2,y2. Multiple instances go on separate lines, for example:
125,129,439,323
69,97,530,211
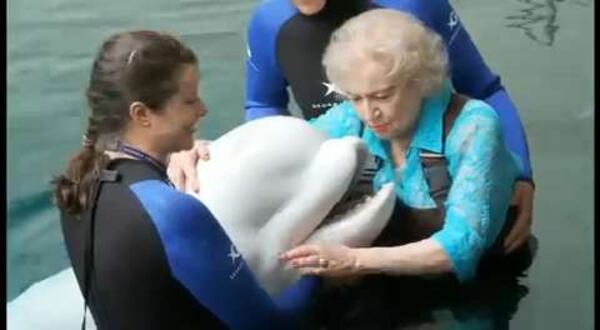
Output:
52,31,316,330
169,0,534,255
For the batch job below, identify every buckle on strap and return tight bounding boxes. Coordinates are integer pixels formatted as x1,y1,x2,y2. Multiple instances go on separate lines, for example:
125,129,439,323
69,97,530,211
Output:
100,169,120,182
419,150,451,209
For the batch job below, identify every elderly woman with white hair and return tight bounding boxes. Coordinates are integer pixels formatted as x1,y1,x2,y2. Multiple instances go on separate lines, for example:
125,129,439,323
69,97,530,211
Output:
280,9,535,283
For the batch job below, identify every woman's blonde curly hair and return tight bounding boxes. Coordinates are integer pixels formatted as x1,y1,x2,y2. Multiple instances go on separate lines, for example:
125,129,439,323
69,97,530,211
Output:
323,9,449,97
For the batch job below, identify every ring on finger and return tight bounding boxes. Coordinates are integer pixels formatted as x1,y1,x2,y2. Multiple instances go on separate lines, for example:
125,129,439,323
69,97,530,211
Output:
318,258,329,268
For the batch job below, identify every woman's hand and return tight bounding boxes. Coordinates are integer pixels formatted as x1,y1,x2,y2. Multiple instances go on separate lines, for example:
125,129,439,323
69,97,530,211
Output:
280,244,361,277
167,140,210,193
504,181,535,254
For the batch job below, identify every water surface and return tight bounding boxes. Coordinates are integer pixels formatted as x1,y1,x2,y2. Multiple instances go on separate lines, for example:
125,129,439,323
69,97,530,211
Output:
7,0,593,328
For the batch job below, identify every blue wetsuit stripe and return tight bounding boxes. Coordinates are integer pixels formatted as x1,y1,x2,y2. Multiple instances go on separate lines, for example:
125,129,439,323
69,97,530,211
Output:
130,180,285,330
375,0,532,179
274,275,321,319
245,0,297,120
484,90,532,179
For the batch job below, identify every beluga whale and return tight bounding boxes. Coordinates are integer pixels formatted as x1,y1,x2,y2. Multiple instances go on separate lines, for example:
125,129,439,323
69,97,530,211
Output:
8,116,396,329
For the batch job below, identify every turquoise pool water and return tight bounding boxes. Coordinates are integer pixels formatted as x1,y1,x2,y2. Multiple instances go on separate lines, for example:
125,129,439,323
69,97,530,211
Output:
7,0,593,328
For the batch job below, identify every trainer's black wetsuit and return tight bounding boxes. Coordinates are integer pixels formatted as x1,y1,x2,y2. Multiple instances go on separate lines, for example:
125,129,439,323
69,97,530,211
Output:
60,159,318,330
245,0,533,182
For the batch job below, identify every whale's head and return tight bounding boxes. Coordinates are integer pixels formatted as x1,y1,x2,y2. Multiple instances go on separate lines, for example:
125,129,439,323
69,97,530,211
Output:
193,116,396,295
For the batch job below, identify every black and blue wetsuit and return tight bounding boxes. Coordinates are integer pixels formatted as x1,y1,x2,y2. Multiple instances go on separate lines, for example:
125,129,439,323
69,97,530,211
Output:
60,159,317,330
245,0,533,182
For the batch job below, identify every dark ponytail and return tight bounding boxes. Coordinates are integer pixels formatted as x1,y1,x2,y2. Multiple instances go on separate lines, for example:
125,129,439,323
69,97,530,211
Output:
52,117,111,215
52,31,197,216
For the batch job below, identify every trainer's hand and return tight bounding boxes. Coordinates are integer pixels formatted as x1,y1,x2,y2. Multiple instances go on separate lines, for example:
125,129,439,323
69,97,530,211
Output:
167,140,210,193
504,181,535,254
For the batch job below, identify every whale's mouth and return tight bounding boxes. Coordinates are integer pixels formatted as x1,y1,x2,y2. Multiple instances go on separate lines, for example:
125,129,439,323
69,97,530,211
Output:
322,152,381,223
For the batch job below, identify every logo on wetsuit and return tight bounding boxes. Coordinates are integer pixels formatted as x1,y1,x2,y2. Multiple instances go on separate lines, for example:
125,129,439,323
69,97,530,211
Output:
246,43,260,72
322,81,338,97
311,81,344,111
227,244,245,280
447,11,462,46
448,11,459,30
228,244,241,264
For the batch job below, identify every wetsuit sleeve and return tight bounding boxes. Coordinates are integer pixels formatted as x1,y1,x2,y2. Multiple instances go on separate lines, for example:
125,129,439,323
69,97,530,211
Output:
130,180,316,329
430,104,520,281
430,0,532,181
274,275,321,321
377,0,533,180
244,5,291,121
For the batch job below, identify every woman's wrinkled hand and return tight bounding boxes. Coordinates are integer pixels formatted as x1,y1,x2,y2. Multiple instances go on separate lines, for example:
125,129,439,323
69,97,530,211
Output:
279,244,361,277
167,140,210,193
504,180,535,254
